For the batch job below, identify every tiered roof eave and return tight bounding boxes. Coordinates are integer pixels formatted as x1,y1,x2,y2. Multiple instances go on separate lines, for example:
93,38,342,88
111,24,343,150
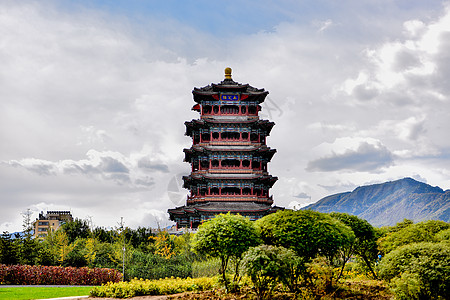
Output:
183,145,277,162
182,174,278,188
192,78,269,104
184,119,275,136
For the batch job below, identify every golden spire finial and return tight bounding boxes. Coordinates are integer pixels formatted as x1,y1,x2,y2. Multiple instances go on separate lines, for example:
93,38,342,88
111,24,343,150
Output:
224,67,232,79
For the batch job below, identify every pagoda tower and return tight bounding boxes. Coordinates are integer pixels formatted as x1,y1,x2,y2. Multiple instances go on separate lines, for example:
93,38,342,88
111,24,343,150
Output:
168,68,283,229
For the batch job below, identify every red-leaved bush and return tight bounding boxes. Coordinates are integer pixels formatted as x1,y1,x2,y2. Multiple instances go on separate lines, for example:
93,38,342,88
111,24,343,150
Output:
0,264,122,285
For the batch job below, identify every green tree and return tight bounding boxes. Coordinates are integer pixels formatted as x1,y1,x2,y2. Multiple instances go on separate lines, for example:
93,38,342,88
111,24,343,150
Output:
192,213,260,291
435,228,450,241
242,245,304,299
93,242,117,269
93,227,115,243
257,210,354,262
330,212,379,279
379,220,450,254
257,210,354,291
35,241,56,266
125,226,154,250
18,237,39,265
18,209,39,265
61,218,91,244
45,229,74,265
0,232,18,265
84,237,98,267
63,239,88,267
378,241,450,299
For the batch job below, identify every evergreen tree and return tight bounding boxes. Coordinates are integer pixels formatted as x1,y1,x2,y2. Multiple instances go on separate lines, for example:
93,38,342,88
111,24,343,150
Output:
0,232,18,265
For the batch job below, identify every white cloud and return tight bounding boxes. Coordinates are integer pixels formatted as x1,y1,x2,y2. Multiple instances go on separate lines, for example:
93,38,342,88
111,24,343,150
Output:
307,138,394,172
338,4,450,106
5,148,175,188
317,19,334,33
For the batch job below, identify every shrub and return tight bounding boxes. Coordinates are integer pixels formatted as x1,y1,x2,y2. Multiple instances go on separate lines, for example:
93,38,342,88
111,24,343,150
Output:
242,245,304,299
378,241,450,299
378,220,449,254
90,277,216,298
192,213,260,291
0,264,122,285
257,210,354,292
192,258,221,278
435,228,450,241
257,210,354,263
125,251,192,280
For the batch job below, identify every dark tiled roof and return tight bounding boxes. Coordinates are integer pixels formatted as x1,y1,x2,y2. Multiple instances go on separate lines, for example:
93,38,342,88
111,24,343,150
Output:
168,201,284,215
192,78,268,104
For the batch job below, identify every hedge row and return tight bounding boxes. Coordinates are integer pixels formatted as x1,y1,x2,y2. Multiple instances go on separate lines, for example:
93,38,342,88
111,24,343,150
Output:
90,277,215,298
0,264,122,285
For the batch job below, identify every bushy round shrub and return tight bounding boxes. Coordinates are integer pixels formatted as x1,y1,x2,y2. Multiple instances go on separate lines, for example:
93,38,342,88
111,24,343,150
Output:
378,241,450,299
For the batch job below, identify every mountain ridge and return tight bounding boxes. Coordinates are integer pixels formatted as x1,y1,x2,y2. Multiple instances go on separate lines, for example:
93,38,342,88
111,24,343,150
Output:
303,177,450,226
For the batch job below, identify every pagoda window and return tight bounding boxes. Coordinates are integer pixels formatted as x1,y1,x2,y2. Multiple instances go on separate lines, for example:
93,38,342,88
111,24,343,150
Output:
242,187,251,195
242,132,249,140
221,132,240,140
212,132,219,140
250,133,259,142
201,133,210,141
200,188,207,195
200,160,209,169
203,105,212,114
248,106,257,115
241,106,246,114
242,160,250,168
252,161,260,169
211,159,219,167
213,105,219,114
222,187,240,195
210,187,220,195
220,105,239,115
222,159,240,168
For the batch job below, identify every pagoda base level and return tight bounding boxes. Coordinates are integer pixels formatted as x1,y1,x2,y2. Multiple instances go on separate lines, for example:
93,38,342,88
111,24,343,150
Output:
168,201,284,229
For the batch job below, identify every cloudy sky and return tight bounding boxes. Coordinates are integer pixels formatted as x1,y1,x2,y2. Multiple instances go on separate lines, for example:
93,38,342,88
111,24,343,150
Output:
1,0,450,232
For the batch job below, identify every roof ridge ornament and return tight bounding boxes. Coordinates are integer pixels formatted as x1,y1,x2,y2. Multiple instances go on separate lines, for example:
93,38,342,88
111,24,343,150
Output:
224,67,232,80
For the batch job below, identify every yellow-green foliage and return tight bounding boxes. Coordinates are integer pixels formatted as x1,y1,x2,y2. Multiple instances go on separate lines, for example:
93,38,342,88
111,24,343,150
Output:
90,277,216,298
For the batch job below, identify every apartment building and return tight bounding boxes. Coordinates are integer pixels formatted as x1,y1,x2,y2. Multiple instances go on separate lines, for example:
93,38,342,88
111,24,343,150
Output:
33,210,73,238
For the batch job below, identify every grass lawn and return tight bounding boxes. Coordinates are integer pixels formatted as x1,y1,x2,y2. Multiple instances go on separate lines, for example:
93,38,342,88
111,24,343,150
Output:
0,286,93,300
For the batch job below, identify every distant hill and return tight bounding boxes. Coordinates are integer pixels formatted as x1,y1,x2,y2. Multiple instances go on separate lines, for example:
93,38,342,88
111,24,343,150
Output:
303,177,450,226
